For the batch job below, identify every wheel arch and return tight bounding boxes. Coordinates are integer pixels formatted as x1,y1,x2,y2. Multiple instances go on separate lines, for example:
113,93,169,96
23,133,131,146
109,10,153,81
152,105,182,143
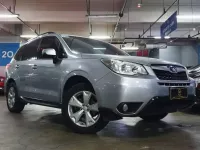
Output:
5,78,16,93
61,71,96,103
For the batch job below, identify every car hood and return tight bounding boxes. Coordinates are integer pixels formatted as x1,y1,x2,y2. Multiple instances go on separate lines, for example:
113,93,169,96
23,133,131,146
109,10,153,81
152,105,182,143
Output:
81,54,183,66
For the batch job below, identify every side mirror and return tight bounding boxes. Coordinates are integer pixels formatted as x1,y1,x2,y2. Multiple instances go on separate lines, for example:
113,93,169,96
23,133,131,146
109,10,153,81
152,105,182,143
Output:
42,48,56,56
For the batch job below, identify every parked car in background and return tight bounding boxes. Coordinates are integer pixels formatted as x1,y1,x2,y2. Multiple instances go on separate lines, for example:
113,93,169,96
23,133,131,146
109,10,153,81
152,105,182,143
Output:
188,65,200,78
188,65,200,101
0,76,5,94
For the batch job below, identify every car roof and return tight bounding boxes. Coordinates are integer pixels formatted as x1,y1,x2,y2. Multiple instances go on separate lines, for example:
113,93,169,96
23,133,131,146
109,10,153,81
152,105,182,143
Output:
25,32,110,47
22,32,88,48
27,32,86,42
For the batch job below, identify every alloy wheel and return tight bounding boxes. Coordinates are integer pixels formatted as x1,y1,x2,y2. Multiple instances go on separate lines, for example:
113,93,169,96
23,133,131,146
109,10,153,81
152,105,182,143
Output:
68,91,100,127
7,87,16,108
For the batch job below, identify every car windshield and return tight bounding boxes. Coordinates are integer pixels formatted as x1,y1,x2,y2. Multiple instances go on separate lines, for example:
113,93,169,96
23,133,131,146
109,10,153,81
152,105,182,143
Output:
62,36,128,56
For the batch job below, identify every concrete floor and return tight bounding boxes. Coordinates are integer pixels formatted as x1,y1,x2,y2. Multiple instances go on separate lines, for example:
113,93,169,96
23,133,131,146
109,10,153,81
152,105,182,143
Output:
1,96,200,150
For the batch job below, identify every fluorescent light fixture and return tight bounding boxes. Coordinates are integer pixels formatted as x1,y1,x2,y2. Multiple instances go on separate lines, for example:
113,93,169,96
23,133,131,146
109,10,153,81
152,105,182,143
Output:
20,35,37,38
177,15,200,19
164,36,170,39
154,36,162,39
154,36,170,39
93,47,106,50
121,47,139,50
89,35,111,39
87,14,118,18
0,14,19,18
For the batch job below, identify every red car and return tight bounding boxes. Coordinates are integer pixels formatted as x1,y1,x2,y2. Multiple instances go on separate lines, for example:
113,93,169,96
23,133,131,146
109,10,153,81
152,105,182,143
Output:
0,76,5,93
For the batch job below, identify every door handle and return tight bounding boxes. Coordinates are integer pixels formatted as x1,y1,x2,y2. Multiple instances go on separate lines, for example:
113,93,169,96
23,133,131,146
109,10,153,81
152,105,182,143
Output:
15,64,20,69
31,64,37,70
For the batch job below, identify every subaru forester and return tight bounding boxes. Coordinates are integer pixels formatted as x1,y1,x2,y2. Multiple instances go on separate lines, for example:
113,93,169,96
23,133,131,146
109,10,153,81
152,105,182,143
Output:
5,32,196,134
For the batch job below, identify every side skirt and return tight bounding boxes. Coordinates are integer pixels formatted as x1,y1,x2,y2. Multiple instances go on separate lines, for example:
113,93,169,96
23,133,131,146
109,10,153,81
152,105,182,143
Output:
20,96,61,108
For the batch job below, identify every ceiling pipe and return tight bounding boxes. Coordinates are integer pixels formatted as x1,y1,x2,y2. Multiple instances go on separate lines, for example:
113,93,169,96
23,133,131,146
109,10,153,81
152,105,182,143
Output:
140,0,178,38
110,0,128,42
177,0,180,15
13,0,16,13
0,27,18,36
86,0,92,35
0,1,38,35
124,37,198,40
110,41,127,44
123,37,200,45
86,14,118,18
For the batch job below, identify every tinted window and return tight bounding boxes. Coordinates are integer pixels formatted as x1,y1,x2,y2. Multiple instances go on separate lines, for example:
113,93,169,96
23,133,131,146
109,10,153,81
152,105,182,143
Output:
21,39,40,61
63,37,73,47
70,39,93,53
38,36,66,59
62,36,128,56
14,46,25,61
14,39,40,61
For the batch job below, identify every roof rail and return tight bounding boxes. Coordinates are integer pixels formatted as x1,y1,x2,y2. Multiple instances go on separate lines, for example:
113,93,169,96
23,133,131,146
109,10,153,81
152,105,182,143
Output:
39,32,56,36
27,32,56,42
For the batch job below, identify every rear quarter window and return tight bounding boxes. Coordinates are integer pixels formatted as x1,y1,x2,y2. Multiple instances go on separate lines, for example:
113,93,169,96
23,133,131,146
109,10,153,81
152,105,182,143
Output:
14,46,25,61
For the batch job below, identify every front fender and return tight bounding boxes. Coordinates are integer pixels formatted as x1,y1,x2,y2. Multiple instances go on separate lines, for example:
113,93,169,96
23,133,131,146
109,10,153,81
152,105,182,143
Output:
60,70,96,103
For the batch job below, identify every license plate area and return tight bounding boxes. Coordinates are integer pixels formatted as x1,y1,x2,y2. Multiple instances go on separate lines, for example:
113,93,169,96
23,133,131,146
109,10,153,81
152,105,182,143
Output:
170,87,188,100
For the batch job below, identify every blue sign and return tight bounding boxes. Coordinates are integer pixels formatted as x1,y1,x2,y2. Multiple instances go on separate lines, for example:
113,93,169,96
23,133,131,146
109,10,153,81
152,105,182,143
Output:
0,43,20,66
161,11,177,38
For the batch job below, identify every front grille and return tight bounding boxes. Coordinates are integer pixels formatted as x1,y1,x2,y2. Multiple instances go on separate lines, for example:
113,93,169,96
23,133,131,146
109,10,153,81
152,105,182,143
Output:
153,69,188,80
151,65,188,80
158,82,190,86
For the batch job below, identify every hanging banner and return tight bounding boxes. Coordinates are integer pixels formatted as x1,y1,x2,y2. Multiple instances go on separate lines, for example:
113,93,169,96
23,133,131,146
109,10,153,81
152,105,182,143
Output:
0,43,20,66
161,11,177,38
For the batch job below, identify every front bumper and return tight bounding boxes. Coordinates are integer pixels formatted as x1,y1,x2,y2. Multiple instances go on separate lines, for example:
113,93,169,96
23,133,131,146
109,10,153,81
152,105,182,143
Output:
138,96,195,116
95,72,196,117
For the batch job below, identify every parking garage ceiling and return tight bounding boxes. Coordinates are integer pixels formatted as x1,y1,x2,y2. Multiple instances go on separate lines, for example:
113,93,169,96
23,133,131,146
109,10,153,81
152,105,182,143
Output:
0,0,200,41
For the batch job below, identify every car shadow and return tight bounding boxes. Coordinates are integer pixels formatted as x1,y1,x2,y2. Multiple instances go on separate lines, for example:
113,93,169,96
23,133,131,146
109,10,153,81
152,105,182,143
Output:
2,106,196,150
40,113,65,125
182,105,200,116
99,119,175,138
38,113,180,139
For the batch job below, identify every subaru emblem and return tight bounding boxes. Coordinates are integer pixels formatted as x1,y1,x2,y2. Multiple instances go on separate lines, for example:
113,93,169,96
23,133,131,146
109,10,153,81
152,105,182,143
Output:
169,65,177,73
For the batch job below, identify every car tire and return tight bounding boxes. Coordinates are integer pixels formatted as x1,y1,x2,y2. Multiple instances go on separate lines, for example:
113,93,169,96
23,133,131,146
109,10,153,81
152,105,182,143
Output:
6,82,25,113
62,83,109,134
140,113,168,122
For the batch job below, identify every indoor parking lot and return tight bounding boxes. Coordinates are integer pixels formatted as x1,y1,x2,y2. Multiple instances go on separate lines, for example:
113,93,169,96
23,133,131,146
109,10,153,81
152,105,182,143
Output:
1,0,200,150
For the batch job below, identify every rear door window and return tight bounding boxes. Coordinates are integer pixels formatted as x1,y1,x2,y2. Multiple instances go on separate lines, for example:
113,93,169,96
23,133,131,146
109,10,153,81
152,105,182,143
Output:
21,39,41,61
15,39,41,61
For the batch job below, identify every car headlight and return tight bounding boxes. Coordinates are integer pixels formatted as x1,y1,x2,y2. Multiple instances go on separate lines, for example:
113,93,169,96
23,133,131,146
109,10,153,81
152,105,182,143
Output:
101,59,148,75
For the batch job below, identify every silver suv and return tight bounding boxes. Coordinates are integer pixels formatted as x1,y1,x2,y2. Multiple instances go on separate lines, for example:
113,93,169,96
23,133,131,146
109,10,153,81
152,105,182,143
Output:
5,32,196,134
